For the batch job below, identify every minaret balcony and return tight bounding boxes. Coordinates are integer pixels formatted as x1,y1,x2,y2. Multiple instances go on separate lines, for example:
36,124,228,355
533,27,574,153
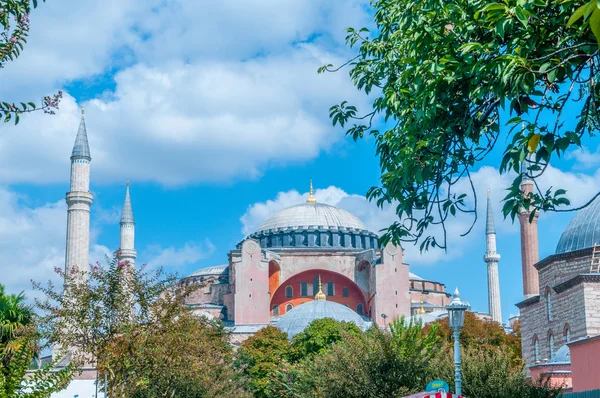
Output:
66,191,93,207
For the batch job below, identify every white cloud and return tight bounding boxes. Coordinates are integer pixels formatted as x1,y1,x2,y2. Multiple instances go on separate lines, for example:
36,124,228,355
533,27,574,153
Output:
144,240,215,269
566,146,600,169
0,186,111,299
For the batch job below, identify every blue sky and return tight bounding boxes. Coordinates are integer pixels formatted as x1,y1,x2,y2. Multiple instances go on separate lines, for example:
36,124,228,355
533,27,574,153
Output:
1,0,599,324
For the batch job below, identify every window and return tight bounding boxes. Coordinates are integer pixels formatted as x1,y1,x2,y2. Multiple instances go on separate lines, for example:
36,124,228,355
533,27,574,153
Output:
534,338,539,362
564,325,571,343
546,288,553,321
356,303,364,315
301,282,308,297
272,304,280,316
285,285,293,298
343,286,349,297
286,303,293,312
313,275,319,294
549,333,555,356
327,281,334,296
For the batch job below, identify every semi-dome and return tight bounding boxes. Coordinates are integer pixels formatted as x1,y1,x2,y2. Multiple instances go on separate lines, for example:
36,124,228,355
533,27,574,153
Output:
555,196,600,254
276,299,367,338
256,202,367,233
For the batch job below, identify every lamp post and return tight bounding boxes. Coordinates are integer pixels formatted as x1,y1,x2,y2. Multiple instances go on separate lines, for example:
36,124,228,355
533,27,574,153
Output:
446,288,468,396
381,313,388,329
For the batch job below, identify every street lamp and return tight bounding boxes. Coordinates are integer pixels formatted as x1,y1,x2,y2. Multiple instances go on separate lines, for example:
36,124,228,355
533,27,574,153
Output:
381,313,388,329
446,288,469,396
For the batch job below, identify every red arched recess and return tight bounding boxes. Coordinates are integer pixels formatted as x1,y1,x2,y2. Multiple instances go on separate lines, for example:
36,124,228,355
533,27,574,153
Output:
269,260,281,296
270,269,367,317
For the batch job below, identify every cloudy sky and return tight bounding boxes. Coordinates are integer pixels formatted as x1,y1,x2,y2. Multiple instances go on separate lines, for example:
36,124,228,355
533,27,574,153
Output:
1,0,598,322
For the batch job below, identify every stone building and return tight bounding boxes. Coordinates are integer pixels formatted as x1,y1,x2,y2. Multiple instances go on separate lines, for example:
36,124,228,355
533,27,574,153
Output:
517,170,600,382
183,183,452,337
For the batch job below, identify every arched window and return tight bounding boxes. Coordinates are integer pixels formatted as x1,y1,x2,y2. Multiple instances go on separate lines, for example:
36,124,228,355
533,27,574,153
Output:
301,282,308,297
546,288,553,321
327,281,334,296
564,325,571,343
356,303,364,315
343,286,349,297
285,285,293,298
286,303,293,312
272,304,280,316
548,332,555,356
534,337,540,362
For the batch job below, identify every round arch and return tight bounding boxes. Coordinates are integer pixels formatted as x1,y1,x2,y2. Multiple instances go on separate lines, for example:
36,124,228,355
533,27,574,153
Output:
270,269,367,316
269,260,281,296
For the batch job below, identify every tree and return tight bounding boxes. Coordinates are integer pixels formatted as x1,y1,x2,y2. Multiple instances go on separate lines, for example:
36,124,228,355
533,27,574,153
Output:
104,312,249,398
0,284,33,348
236,326,291,397
425,311,522,367
290,318,362,360
431,345,562,398
324,0,600,250
1,0,62,124
33,256,245,395
0,326,73,398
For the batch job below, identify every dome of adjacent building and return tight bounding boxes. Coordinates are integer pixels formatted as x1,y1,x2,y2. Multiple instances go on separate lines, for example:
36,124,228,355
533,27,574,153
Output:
555,196,600,254
256,203,367,233
276,299,367,338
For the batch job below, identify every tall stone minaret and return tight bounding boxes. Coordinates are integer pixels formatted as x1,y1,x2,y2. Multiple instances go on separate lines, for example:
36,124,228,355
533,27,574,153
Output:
484,190,502,323
117,182,136,265
65,108,93,275
518,160,540,299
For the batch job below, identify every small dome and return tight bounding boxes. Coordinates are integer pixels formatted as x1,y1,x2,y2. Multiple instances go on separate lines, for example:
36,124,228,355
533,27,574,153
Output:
548,345,571,364
276,300,367,338
256,203,367,233
556,196,600,254
187,264,229,277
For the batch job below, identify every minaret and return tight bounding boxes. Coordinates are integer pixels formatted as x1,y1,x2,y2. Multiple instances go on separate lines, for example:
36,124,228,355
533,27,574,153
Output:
118,182,136,265
518,160,540,299
484,190,502,323
65,108,93,275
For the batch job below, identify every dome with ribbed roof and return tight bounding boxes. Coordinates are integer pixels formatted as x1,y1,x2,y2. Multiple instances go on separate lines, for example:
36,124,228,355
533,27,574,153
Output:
256,202,367,233
555,195,600,254
276,299,367,338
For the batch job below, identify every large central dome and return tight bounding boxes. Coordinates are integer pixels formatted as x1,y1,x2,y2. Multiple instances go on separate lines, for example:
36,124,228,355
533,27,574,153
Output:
243,185,378,251
256,203,367,233
556,196,600,254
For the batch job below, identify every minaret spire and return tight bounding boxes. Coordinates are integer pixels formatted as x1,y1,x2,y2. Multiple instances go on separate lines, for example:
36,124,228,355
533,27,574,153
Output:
118,181,136,266
65,109,93,275
484,190,502,324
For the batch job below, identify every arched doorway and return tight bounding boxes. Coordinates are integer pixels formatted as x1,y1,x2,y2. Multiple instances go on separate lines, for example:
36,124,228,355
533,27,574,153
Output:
270,269,367,316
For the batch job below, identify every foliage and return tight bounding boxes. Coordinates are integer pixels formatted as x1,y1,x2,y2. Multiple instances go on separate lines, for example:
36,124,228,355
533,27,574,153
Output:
431,345,562,398
272,317,444,397
0,284,33,348
290,318,361,360
105,312,249,398
0,0,62,124
34,255,245,396
425,311,522,366
236,326,291,397
324,0,600,250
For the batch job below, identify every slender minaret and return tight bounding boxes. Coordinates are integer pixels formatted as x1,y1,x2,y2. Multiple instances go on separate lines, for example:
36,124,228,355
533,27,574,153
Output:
65,108,93,275
484,190,502,323
518,159,540,299
118,182,136,265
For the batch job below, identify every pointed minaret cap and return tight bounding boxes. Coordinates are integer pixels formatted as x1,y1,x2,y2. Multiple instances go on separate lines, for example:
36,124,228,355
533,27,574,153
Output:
306,180,317,204
314,275,326,300
486,189,496,235
120,181,134,224
71,108,91,161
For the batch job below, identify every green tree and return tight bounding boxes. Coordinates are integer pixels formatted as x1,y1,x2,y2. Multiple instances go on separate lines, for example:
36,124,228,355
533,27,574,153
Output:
34,256,246,396
290,318,362,360
1,0,62,124
0,327,73,398
0,284,33,347
236,326,291,397
431,345,561,398
325,0,600,250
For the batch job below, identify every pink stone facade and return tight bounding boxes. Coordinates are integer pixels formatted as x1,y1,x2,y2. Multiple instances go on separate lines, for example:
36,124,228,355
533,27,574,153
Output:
569,335,600,392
